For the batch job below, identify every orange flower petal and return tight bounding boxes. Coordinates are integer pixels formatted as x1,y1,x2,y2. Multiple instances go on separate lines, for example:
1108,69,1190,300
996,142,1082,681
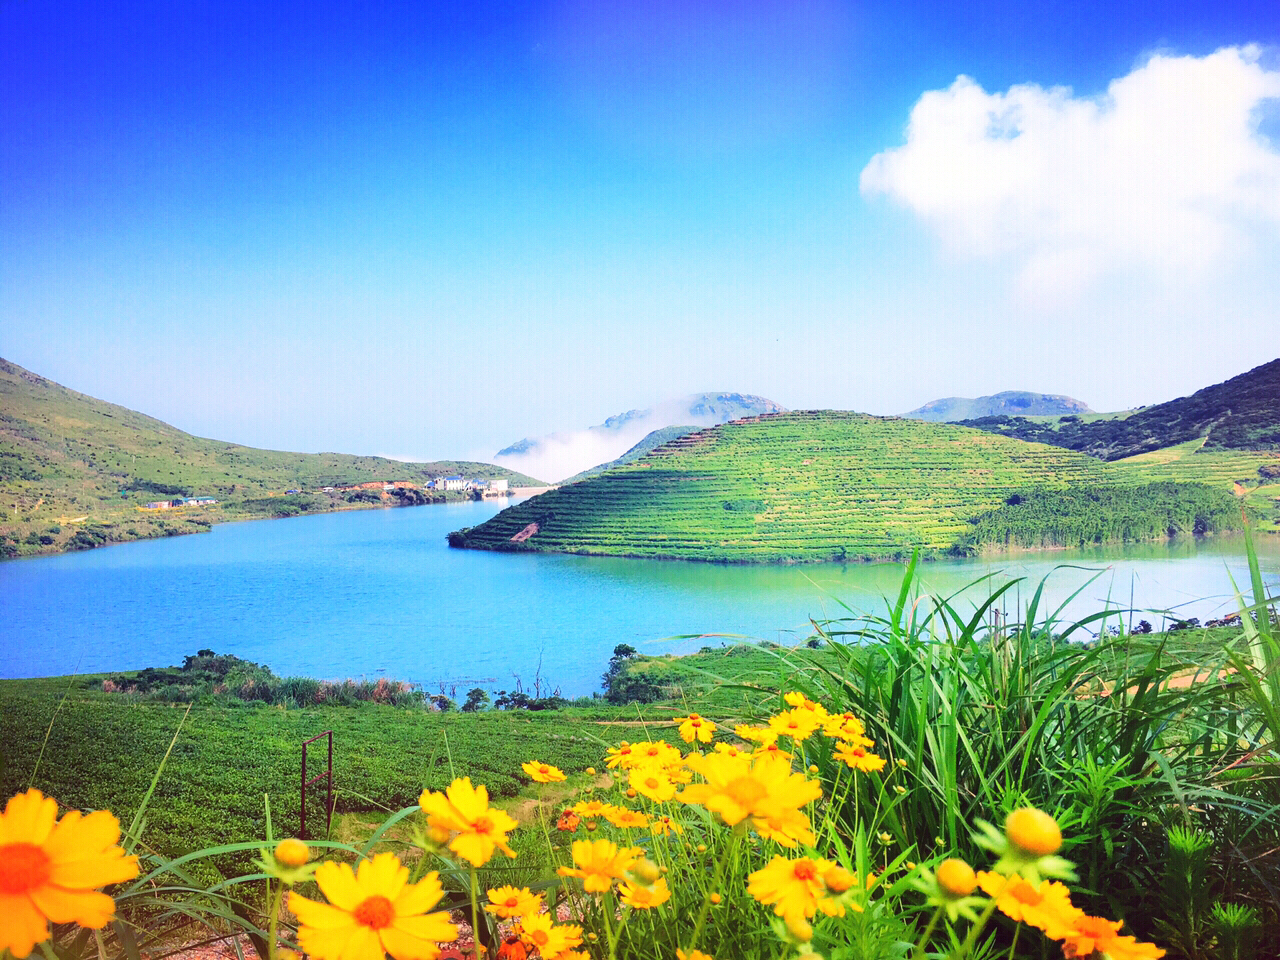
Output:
27,885,115,928
0,891,50,959
0,790,59,847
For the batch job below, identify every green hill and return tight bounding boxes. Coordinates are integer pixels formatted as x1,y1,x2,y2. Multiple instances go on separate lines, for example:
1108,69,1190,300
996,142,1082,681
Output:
0,358,540,558
449,411,1243,563
961,358,1280,459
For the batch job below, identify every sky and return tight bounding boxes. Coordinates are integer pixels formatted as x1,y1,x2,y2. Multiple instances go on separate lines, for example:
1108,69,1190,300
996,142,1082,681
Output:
3,0,1278,473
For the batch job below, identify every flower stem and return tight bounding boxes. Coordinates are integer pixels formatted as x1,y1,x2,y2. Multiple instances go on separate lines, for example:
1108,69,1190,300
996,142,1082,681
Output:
469,865,483,960
266,879,285,960
686,824,742,954
913,906,943,958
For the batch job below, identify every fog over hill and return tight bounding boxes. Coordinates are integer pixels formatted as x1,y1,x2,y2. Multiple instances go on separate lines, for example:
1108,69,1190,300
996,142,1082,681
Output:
904,391,1092,422
494,393,784,483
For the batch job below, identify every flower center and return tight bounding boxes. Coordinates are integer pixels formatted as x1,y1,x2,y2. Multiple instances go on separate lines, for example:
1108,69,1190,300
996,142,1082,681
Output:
532,930,550,946
1009,881,1043,905
0,843,52,895
539,766,550,775
1075,916,1117,940
505,896,520,908
792,861,818,882
474,816,494,835
725,776,768,810
645,777,660,789
353,894,395,929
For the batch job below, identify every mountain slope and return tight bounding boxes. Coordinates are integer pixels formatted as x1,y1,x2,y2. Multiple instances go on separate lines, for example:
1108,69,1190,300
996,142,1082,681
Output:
0,358,539,557
962,359,1280,459
494,392,785,482
905,391,1091,422
451,411,1185,563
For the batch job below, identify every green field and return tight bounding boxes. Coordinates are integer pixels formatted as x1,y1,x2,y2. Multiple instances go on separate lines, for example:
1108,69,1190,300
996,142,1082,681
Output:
451,412,1255,562
0,358,541,557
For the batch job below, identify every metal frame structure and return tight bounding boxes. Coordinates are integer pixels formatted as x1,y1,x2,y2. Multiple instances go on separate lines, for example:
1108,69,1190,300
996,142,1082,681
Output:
300,730,334,841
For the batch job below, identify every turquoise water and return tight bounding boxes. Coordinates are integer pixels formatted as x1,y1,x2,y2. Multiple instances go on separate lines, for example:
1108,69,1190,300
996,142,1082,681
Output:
2,500,1278,697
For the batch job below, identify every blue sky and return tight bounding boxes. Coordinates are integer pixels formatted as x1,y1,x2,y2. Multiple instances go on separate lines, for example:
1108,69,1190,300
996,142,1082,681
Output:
3,1,1278,470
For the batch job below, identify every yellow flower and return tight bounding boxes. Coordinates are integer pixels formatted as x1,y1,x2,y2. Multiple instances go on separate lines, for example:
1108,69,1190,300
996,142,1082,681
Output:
274,838,311,867
734,724,778,746
767,709,823,742
976,871,1083,940
821,710,871,743
557,839,642,893
605,742,636,769
1006,808,1062,856
418,778,518,866
484,885,543,919
747,855,845,922
603,805,650,829
629,766,677,803
634,740,684,767
517,913,583,960
572,799,612,818
1059,914,1166,960
677,951,715,960
522,761,567,783
935,859,977,898
676,713,717,744
618,876,671,909
650,815,684,836
289,853,458,960
0,789,140,959
679,750,821,847
783,691,828,716
833,743,886,773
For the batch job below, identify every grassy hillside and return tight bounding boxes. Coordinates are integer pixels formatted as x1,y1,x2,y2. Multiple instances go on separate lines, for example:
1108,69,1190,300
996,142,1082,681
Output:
0,358,541,557
961,357,1280,458
450,411,1153,562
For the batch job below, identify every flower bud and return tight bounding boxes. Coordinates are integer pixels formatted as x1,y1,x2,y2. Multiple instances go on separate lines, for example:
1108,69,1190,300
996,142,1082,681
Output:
935,858,977,898
823,866,855,893
1005,808,1062,856
784,913,813,942
632,858,662,884
274,838,311,867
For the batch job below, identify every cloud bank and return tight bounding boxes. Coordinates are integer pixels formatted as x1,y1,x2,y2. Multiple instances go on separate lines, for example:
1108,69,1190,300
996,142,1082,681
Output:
861,46,1280,301
493,393,784,483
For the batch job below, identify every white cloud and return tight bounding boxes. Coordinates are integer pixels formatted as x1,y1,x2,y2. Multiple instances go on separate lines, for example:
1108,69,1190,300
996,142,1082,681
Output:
861,46,1280,302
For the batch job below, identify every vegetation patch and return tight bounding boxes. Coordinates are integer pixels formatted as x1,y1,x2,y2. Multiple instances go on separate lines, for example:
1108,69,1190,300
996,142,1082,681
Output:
956,482,1244,552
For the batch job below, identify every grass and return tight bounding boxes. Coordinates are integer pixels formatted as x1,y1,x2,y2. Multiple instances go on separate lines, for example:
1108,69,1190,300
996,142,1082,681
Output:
452,412,1260,563
0,356,542,557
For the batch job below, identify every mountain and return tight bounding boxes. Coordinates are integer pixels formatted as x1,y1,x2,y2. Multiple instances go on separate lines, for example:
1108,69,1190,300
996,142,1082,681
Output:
563,425,699,484
493,392,785,483
961,358,1280,459
904,391,1092,422
452,411,1242,563
0,358,540,558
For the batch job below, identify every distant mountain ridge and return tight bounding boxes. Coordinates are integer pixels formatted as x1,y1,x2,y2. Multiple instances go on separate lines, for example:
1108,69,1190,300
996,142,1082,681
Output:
961,358,1280,459
905,391,1091,422
494,392,785,483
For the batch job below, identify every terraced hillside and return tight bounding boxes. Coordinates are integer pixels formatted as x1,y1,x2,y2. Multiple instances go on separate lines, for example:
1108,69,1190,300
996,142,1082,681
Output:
451,412,1128,562
0,358,539,557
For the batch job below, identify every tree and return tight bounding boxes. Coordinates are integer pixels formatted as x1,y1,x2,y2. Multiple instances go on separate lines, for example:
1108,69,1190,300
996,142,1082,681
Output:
462,688,490,712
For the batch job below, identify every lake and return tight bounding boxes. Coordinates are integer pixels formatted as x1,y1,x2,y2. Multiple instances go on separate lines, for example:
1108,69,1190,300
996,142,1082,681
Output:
2,499,1278,697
